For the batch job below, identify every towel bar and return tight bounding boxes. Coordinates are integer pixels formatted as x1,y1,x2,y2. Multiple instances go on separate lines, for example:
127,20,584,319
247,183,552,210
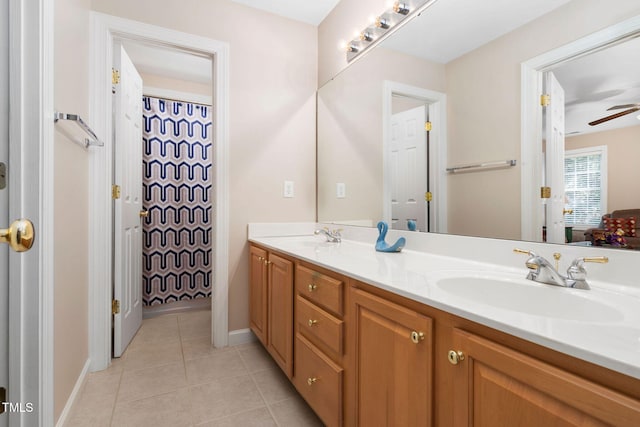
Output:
54,112,104,148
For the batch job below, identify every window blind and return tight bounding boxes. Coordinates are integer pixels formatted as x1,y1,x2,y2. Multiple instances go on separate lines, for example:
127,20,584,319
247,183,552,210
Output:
564,146,607,228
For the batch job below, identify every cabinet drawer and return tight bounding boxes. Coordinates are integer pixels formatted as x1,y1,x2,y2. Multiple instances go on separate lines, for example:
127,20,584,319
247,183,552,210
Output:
296,295,343,355
294,333,343,427
296,265,343,316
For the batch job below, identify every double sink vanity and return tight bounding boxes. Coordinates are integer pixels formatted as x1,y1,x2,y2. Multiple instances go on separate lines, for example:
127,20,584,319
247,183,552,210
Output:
248,223,640,426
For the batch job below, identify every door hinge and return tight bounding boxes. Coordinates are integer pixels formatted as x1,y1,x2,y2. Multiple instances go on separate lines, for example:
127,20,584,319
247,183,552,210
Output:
0,162,6,190
112,68,120,85
425,191,433,202
540,94,550,107
112,184,121,199
540,186,551,199
112,299,120,315
424,121,432,132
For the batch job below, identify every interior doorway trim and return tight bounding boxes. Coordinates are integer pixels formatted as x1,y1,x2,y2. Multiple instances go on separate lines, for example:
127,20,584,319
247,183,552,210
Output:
520,14,640,242
382,81,447,233
88,12,230,371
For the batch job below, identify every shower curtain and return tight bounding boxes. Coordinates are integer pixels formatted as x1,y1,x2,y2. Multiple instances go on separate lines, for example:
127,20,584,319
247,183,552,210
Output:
142,96,212,306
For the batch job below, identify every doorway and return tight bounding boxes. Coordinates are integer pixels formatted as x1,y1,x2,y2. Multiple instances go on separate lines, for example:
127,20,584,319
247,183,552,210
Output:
520,14,640,242
390,102,429,231
111,39,215,357
88,12,229,371
382,81,448,234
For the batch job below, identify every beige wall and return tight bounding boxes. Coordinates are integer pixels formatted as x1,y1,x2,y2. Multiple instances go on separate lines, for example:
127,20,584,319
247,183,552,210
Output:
54,0,91,421
566,125,640,212
318,47,445,223
90,0,318,332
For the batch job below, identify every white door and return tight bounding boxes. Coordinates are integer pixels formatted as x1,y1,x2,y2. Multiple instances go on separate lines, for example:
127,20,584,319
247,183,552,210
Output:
1,1,9,423
113,43,143,357
544,72,566,244
390,106,428,231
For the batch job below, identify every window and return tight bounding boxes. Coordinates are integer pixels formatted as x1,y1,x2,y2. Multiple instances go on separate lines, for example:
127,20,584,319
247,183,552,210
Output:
564,146,607,229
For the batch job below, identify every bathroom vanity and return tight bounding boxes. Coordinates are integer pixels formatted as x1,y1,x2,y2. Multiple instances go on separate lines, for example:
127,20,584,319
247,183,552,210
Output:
248,227,640,426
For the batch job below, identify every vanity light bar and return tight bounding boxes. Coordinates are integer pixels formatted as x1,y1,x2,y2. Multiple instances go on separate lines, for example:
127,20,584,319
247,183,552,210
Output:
345,0,436,62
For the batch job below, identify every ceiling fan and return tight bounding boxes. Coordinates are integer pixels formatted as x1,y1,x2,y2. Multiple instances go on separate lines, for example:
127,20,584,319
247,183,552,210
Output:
588,103,640,126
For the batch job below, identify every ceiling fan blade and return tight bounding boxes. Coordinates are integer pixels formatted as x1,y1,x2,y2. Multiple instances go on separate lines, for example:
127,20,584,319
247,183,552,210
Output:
606,103,640,111
589,107,640,126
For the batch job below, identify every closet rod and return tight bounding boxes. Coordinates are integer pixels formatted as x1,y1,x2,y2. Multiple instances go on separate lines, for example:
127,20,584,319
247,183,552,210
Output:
143,94,212,107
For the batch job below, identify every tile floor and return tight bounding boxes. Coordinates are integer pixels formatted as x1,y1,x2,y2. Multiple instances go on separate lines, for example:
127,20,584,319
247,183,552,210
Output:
65,310,323,426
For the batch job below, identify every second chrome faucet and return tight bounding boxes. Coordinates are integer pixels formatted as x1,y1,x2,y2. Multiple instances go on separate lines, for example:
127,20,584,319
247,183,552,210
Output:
314,227,342,243
514,248,608,290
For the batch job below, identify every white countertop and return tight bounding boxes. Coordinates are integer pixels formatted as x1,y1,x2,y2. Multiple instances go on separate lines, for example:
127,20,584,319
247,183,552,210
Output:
250,234,640,380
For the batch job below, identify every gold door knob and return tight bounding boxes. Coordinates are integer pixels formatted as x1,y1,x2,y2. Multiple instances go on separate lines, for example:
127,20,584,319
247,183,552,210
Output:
0,219,35,253
307,377,317,386
563,209,574,215
308,319,318,327
447,350,465,365
139,210,149,217
308,283,317,292
410,331,425,344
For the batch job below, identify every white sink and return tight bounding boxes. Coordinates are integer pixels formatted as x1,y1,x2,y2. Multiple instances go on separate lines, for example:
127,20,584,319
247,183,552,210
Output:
434,273,624,322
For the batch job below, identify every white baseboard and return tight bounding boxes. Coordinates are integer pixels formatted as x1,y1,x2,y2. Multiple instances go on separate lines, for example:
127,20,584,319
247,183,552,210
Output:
56,359,91,427
228,328,255,346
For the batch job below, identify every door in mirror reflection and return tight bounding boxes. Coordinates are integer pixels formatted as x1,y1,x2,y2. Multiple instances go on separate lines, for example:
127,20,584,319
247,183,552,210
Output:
543,71,566,244
390,102,429,231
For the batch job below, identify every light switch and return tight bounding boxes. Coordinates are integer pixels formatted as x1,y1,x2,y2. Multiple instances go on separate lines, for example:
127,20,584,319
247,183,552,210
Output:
337,182,346,199
284,180,294,198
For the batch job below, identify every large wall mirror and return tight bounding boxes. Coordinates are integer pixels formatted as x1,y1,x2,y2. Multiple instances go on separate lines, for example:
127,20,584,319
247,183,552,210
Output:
317,0,640,250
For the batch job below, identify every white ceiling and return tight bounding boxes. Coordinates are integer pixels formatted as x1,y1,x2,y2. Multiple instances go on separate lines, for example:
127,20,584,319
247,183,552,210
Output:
121,40,212,85
230,0,340,25
553,36,640,136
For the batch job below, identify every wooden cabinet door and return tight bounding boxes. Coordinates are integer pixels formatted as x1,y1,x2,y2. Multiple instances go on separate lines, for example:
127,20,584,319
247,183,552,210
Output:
351,287,433,426
249,245,268,346
267,252,294,378
450,328,640,427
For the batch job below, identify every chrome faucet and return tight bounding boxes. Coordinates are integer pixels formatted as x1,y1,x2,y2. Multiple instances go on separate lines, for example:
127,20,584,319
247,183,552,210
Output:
514,249,608,290
314,227,342,243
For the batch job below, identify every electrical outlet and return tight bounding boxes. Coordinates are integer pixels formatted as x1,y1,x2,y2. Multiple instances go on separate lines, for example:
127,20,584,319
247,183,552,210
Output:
336,182,346,198
283,180,294,198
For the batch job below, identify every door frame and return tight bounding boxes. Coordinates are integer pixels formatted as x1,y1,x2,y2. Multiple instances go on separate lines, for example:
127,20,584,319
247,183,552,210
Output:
382,81,447,233
88,12,230,371
520,14,640,242
8,0,54,425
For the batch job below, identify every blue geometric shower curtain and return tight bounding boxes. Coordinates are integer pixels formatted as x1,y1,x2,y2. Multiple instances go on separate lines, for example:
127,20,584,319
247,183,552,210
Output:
141,96,212,306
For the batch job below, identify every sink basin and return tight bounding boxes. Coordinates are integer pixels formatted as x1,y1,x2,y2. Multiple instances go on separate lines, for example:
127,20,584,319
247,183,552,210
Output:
434,274,624,322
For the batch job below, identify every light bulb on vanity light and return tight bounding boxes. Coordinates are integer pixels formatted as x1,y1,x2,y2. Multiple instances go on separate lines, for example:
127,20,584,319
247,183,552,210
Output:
344,42,359,53
375,16,390,29
393,1,410,15
340,40,359,53
360,31,374,42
